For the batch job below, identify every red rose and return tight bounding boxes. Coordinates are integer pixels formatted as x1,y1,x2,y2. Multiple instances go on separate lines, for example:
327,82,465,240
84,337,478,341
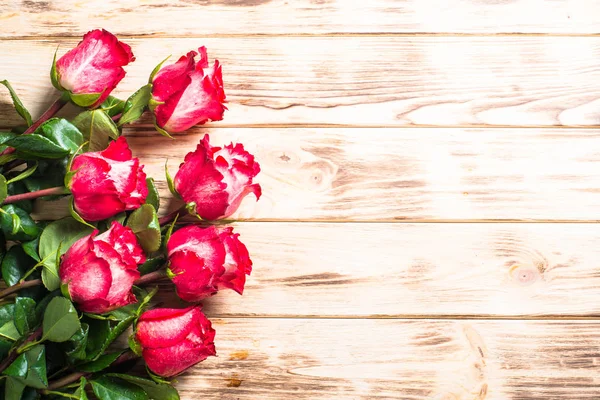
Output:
59,221,146,314
69,137,148,221
151,47,226,133
174,135,261,220
135,306,216,377
54,29,134,108
167,225,252,302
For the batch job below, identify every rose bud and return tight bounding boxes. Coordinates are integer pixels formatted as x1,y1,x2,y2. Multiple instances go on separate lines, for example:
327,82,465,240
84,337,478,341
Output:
69,136,148,221
174,135,261,220
135,306,216,377
150,46,225,133
59,221,146,314
167,225,252,302
53,29,135,108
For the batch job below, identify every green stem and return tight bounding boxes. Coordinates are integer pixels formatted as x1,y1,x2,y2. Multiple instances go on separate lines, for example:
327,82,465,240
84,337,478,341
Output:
0,278,42,301
43,391,80,399
45,350,139,392
158,206,186,226
134,268,168,286
0,327,42,373
3,186,69,204
1,95,68,156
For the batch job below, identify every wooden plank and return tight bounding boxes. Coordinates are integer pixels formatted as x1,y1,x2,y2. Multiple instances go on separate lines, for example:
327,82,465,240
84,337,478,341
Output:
34,127,600,221
0,0,598,36
149,222,600,317
175,318,600,399
1,37,600,128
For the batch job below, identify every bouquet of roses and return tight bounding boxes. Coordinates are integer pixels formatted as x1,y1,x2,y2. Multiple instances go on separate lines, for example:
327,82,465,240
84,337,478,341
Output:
0,29,260,399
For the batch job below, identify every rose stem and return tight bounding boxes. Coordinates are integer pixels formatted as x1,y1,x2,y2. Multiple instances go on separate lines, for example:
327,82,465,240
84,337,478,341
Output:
45,350,139,392
111,113,122,122
0,279,42,301
0,327,42,373
1,96,69,156
134,269,168,286
158,206,186,226
3,186,70,204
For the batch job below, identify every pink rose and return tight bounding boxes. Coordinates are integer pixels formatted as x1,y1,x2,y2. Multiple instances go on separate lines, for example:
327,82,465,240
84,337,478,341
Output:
135,306,216,377
174,135,261,220
54,29,134,108
151,47,226,133
59,221,146,314
167,225,252,302
69,137,148,221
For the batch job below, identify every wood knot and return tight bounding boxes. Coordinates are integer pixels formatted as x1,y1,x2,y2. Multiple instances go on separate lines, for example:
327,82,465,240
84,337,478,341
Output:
509,264,540,286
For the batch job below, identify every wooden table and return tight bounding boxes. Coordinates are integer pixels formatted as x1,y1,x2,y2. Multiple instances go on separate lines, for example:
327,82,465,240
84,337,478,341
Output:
2,1,600,398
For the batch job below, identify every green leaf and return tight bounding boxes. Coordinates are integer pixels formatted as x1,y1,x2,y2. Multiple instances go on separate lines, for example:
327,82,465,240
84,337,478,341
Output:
92,376,149,400
21,237,40,262
6,163,37,185
0,175,6,205
0,321,19,341
4,345,47,389
39,217,94,290
0,337,11,360
0,81,32,127
72,110,120,152
119,84,152,126
108,374,179,400
42,297,80,342
85,316,135,363
148,55,170,83
1,246,34,286
144,178,160,211
24,158,69,195
78,351,122,373
84,318,110,361
34,118,83,154
164,214,178,245
0,205,39,241
100,96,126,117
14,297,37,336
0,304,15,327
164,160,179,198
6,134,69,159
5,377,25,400
63,323,89,362
126,204,161,253
138,256,165,275
69,92,103,108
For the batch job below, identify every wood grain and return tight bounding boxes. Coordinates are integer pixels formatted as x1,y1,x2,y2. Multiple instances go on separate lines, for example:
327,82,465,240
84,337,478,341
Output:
147,222,600,317
0,0,598,36
33,127,600,221
174,318,600,399
1,37,600,128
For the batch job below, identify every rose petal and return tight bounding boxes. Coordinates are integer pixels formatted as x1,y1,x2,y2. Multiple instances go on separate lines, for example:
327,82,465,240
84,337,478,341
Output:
136,307,198,348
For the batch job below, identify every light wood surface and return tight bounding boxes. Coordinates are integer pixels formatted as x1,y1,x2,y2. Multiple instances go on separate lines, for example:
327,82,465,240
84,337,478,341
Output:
162,222,600,318
1,37,600,128
176,319,600,399
4,1,600,398
1,0,598,36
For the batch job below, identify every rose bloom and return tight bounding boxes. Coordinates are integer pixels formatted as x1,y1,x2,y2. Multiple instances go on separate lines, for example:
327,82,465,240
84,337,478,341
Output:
174,135,261,220
151,46,225,133
54,29,134,108
135,306,216,377
69,137,147,221
59,221,145,314
167,225,252,302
